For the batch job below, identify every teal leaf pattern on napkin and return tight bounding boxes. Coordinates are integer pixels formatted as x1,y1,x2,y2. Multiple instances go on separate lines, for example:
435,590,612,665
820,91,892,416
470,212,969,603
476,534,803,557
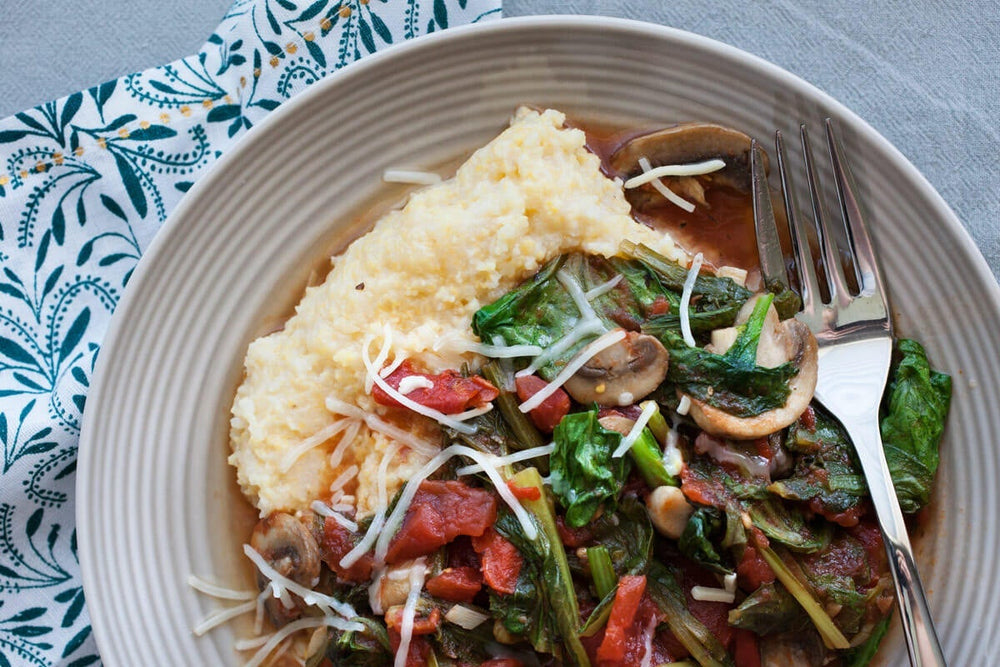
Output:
0,0,500,664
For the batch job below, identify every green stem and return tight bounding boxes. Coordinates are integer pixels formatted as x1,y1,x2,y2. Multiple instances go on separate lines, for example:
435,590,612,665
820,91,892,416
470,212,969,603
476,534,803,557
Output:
587,546,616,599
755,542,850,649
628,426,678,488
482,361,547,461
510,467,590,666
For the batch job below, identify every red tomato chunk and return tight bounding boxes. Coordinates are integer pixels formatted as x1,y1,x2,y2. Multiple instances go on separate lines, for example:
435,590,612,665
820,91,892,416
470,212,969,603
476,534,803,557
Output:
472,527,523,595
597,574,647,665
320,517,374,583
374,361,499,413
515,375,570,433
424,566,483,603
385,607,442,635
385,480,498,564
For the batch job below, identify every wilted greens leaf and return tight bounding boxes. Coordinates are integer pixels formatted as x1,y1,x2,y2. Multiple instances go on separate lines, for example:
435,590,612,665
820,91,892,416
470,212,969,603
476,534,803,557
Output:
747,498,832,554
728,581,810,635
589,496,654,576
880,339,951,513
550,410,631,527
678,507,731,574
658,295,797,417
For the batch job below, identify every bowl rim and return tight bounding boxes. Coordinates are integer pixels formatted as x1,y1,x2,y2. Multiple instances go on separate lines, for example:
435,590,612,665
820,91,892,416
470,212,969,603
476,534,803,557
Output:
76,13,1000,663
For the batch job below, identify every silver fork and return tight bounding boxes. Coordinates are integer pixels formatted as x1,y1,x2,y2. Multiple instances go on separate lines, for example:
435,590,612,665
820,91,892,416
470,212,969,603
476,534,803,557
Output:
750,121,946,667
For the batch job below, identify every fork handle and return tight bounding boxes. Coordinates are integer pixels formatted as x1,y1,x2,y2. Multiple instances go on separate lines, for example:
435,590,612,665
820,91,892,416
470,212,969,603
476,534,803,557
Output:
844,417,947,667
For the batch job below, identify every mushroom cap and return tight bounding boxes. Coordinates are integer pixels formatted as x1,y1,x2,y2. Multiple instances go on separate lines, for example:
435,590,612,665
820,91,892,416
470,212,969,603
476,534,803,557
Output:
563,330,669,406
686,297,818,440
250,511,322,624
609,122,766,211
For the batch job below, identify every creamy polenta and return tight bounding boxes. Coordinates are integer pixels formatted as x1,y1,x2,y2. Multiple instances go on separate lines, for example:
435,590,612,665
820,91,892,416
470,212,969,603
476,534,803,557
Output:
229,107,681,517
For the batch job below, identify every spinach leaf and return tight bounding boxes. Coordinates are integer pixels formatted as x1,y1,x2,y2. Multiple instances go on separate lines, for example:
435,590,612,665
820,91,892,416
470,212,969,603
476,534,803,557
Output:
620,240,752,316
769,407,868,519
678,506,731,574
728,581,810,636
880,338,951,513
550,409,631,527
473,249,751,381
435,621,505,665
658,294,798,417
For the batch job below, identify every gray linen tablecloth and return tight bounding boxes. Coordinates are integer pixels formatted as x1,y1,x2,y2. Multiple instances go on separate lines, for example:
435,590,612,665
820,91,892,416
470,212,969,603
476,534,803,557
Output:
2,0,997,274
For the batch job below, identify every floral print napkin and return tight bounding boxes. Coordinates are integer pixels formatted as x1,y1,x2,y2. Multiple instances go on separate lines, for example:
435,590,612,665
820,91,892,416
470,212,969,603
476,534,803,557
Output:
0,1,500,664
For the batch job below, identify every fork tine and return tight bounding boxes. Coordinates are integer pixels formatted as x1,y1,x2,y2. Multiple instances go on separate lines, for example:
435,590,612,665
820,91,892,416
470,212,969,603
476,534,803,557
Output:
750,139,789,294
800,124,852,307
775,130,821,313
824,119,887,300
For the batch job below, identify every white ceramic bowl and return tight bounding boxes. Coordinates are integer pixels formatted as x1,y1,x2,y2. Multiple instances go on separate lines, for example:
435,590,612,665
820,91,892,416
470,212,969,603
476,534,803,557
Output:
77,16,1000,666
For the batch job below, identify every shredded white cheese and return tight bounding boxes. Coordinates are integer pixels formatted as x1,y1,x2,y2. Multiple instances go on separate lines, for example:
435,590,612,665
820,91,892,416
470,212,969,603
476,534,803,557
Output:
244,544,359,620
243,616,363,667
398,375,435,395
515,317,604,378
374,445,538,567
311,500,359,532
624,158,726,188
192,597,258,637
445,604,490,630
455,443,556,475
637,157,696,213
328,464,359,497
187,574,256,601
339,442,400,569
326,396,440,459
279,418,356,473
361,336,480,435
394,556,429,667
676,394,692,416
382,168,443,185
639,613,659,667
584,274,624,301
679,252,704,347
612,401,659,458
690,585,736,604
556,268,602,323
518,329,627,413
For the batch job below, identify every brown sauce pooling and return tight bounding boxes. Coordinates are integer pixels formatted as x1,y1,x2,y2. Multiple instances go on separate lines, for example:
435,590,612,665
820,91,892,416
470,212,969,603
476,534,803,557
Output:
578,118,796,287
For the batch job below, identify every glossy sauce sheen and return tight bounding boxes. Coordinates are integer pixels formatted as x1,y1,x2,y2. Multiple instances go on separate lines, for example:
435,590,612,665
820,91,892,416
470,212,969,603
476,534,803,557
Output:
581,120,793,283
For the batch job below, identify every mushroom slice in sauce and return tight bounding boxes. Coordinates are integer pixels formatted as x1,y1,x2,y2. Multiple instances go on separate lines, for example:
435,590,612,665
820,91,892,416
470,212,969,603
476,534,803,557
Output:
686,295,818,440
250,511,322,624
609,122,764,211
563,330,669,406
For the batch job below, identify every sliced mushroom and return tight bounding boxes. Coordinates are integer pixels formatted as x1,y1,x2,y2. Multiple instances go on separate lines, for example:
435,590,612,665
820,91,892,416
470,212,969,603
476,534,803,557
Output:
563,330,669,406
686,295,818,440
759,630,829,666
610,123,766,212
250,512,322,625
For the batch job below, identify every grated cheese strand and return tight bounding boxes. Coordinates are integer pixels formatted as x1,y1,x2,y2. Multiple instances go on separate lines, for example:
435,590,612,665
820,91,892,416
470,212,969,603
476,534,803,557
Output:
584,274,624,301
637,157,696,213
339,443,400,569
515,317,604,378
193,598,258,636
364,326,394,394
243,616,364,667
188,574,256,601
639,613,659,667
398,376,435,395
624,158,726,188
612,401,659,458
556,268,602,324
394,556,429,667
279,418,354,473
326,396,440,459
676,394,692,416
518,329,627,413
361,337,479,435
374,445,537,567
311,500,359,532
459,341,544,358
690,585,736,604
455,443,556,475
679,252,704,347
329,464,359,497
244,544,358,620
